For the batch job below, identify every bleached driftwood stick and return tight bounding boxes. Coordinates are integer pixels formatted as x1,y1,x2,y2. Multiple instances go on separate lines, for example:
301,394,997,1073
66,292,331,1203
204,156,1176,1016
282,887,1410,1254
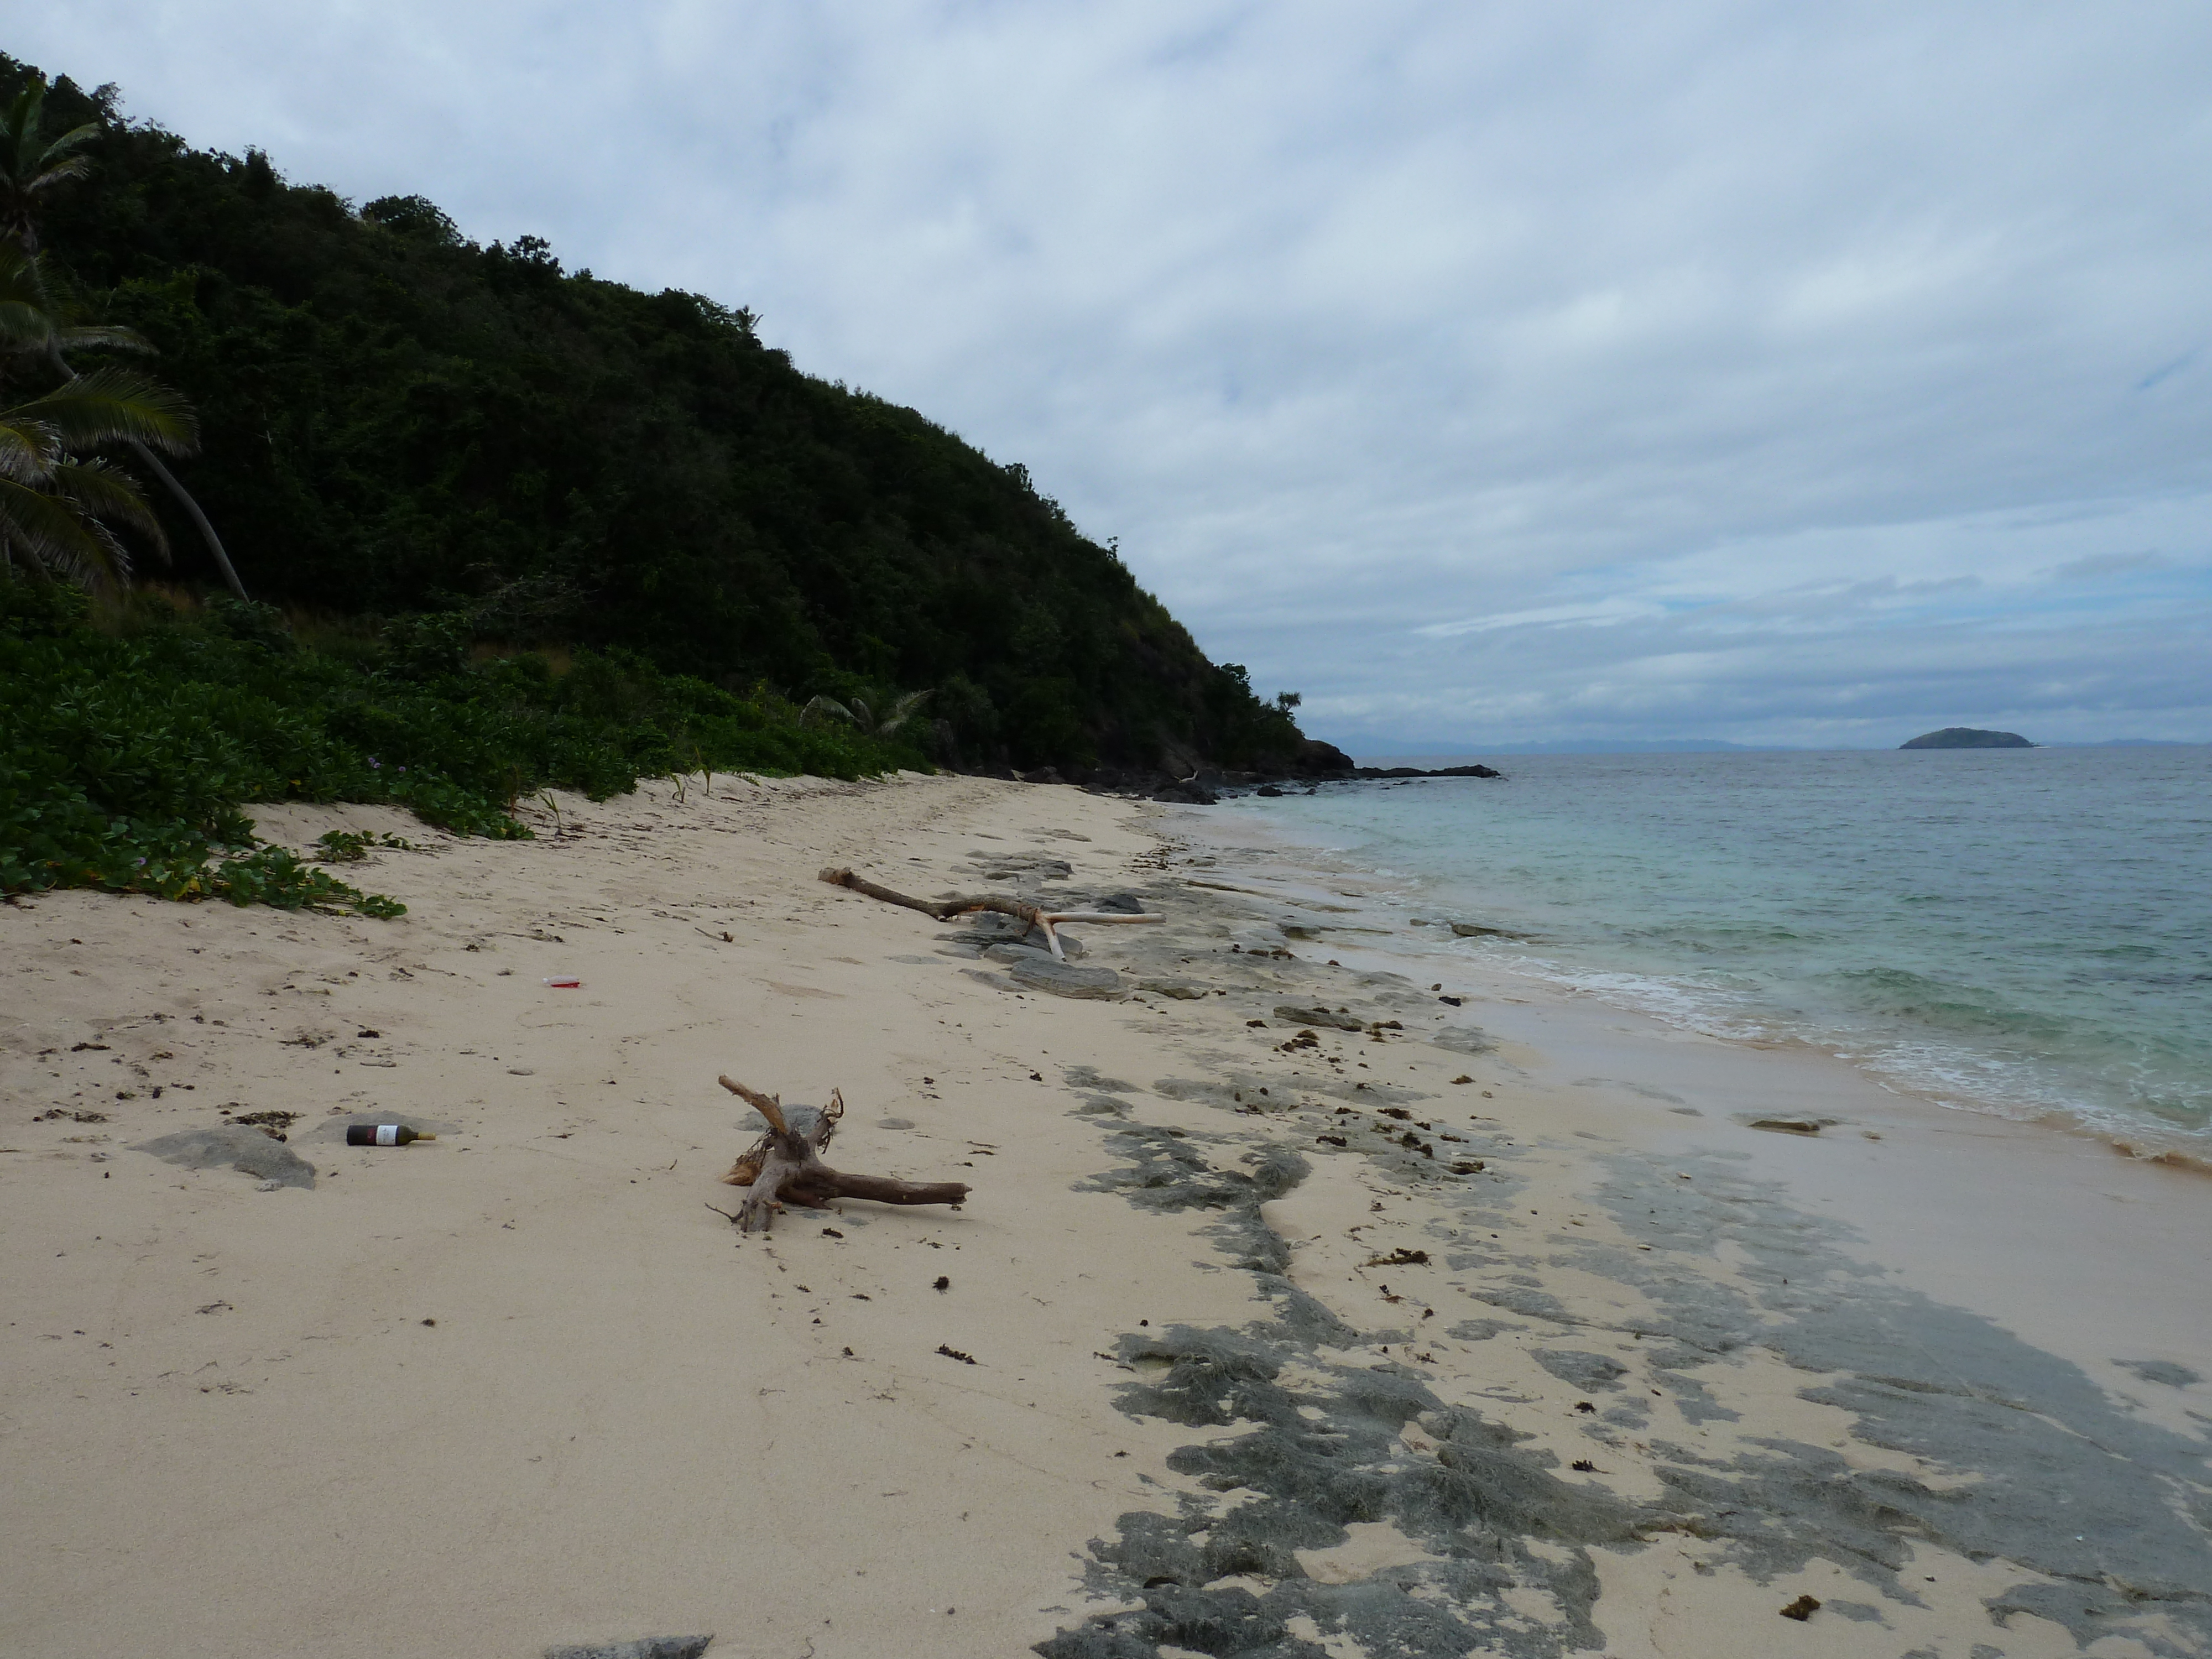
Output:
716,1076,970,1235
817,865,1164,961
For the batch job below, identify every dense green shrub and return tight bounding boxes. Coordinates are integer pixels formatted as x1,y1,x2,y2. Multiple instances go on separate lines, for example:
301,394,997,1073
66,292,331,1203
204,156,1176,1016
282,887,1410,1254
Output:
0,580,919,914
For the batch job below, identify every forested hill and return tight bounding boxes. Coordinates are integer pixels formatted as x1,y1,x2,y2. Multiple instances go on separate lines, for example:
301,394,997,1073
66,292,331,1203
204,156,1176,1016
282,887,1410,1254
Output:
8,57,1317,775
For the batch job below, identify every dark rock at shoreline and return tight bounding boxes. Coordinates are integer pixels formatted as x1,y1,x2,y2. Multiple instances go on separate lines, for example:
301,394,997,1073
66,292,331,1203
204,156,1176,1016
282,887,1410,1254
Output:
1010,738,1498,804
1900,727,2034,749
1353,763,1504,779
1152,782,1219,806
1294,738,1357,775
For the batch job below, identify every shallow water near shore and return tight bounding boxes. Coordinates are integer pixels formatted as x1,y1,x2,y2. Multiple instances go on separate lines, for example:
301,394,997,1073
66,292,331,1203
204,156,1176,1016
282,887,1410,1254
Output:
1214,745,2212,1153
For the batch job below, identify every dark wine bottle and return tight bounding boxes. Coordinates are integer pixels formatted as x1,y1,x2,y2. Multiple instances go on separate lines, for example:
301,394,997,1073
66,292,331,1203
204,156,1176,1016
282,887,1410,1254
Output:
346,1124,436,1147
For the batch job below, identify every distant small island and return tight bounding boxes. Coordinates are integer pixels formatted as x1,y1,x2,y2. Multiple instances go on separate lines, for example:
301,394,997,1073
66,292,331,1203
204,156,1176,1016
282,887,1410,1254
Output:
1900,727,2036,749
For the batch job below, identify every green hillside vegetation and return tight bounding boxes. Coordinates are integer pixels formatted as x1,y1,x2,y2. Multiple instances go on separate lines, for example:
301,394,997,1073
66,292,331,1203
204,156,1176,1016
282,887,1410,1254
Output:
1,58,1316,915
3,56,1307,772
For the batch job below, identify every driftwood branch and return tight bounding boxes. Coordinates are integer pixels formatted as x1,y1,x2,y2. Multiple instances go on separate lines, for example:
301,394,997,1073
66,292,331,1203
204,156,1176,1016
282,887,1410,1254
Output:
817,865,1164,961
714,1076,969,1235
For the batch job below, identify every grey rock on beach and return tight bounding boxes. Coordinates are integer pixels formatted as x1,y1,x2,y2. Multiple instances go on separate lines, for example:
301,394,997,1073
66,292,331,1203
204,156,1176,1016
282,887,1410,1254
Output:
1272,1004,1366,1031
984,935,1086,963
543,1639,713,1659
1008,956,1125,999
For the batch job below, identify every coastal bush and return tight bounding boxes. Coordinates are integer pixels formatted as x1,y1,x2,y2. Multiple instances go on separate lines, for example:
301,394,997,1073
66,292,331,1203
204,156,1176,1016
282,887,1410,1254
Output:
0,577,921,914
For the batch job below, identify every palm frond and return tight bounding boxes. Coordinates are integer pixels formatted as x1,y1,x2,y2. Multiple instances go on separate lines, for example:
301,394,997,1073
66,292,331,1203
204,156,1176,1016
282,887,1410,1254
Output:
0,414,60,482
55,321,153,356
0,477,131,589
799,693,856,727
51,457,169,561
27,148,96,193
3,81,97,184
0,296,56,353
873,688,933,736
9,366,198,453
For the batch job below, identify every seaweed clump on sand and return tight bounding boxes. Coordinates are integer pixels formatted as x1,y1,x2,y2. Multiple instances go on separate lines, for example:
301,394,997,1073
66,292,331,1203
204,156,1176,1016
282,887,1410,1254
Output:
1045,1078,2212,1656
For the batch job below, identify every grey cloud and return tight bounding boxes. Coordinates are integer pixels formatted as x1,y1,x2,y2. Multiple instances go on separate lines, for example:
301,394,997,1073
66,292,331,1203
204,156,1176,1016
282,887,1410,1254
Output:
18,0,2212,743
2050,551,2168,581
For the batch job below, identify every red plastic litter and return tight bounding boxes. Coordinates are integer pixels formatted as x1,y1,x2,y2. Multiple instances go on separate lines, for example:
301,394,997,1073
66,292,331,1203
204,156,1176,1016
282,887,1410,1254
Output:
543,976,581,988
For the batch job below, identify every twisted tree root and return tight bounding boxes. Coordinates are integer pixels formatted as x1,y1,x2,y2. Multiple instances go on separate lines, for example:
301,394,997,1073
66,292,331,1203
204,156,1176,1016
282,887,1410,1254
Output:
714,1076,969,1235
816,866,1163,960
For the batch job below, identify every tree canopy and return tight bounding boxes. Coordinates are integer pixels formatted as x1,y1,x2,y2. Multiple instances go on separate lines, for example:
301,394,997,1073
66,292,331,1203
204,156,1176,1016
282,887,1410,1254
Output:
2,55,1308,771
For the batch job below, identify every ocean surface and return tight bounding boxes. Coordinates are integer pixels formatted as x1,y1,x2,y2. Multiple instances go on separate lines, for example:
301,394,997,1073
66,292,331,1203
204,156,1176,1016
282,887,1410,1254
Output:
1213,746,2212,1152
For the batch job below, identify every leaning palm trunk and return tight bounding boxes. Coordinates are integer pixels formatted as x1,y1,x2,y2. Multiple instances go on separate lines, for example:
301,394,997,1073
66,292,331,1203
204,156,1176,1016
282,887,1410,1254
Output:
122,437,246,600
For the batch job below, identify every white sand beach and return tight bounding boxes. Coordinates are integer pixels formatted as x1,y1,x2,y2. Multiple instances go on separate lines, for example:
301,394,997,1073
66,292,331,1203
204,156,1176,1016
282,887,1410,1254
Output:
3,774,2207,1658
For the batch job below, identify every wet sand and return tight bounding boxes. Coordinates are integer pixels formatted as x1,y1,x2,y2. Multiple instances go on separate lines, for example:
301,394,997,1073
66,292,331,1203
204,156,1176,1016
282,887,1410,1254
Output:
2,774,2206,1658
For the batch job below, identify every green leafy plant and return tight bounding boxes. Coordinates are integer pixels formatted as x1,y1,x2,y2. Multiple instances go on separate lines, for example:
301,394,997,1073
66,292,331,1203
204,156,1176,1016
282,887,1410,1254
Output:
312,827,414,863
1,577,921,916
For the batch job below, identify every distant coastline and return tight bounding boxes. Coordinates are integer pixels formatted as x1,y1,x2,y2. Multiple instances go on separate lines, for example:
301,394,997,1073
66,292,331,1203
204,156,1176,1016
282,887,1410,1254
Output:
1340,735,2205,759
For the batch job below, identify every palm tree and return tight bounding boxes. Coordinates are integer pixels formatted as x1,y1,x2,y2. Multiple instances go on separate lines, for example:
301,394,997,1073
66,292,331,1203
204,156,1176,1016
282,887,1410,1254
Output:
0,77,97,258
800,688,933,740
0,253,195,592
0,75,247,598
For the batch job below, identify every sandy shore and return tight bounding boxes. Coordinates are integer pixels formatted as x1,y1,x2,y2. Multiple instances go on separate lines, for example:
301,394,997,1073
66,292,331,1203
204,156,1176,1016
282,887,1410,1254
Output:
3,774,2207,1658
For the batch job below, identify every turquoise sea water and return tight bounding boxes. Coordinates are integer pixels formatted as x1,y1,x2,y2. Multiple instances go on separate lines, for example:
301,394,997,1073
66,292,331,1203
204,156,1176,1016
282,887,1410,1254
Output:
1217,747,2212,1151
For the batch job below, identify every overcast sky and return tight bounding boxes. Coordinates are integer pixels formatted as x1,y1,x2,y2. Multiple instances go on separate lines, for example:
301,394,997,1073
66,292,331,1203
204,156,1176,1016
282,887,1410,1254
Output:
21,2,2212,747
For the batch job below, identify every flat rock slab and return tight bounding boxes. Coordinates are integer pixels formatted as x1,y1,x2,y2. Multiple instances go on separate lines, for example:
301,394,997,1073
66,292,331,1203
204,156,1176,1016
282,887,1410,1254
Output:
1136,979,1209,999
983,936,1086,963
131,1124,317,1189
1008,956,1125,999
2115,1359,2202,1388
544,1639,713,1659
1274,1005,1367,1031
1736,1115,1834,1135
299,1112,455,1144
968,852,1072,880
1430,1026,1497,1055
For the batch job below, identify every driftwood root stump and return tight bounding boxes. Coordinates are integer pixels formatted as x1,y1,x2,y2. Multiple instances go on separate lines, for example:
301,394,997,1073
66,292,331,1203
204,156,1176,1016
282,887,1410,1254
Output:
713,1077,969,1235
